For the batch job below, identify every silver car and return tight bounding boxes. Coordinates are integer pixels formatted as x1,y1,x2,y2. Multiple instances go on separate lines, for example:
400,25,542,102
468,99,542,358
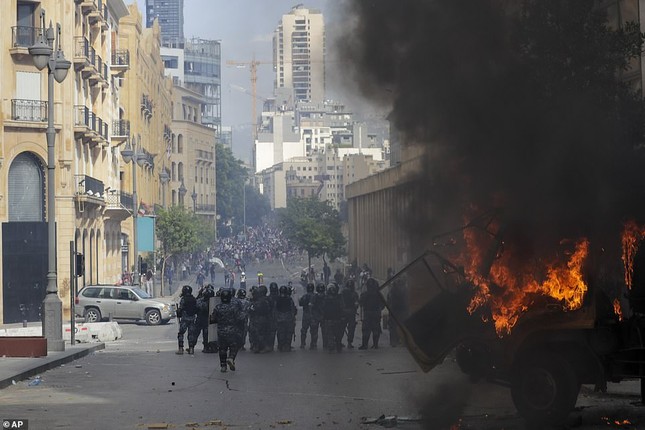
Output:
75,285,176,325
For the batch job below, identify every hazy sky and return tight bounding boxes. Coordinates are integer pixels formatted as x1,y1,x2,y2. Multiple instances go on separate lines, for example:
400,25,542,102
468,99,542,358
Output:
131,0,346,162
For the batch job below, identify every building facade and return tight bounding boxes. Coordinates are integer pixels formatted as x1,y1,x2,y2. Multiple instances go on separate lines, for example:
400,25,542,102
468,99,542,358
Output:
145,0,184,48
273,5,325,104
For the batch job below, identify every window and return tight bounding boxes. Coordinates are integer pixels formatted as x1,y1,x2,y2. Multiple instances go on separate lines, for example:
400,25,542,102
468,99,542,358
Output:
9,152,44,222
177,134,184,153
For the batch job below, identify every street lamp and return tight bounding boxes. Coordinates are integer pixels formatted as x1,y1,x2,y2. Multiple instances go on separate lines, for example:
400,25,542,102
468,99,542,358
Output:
159,167,170,208
178,179,187,206
121,135,146,284
191,186,197,213
29,11,71,352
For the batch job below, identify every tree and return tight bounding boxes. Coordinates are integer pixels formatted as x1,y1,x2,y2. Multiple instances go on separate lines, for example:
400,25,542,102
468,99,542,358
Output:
277,197,346,269
215,143,270,237
156,206,213,294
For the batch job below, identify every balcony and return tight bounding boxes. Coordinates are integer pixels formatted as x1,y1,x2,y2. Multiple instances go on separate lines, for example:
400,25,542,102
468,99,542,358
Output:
195,204,216,215
112,119,130,142
74,174,106,211
10,26,43,57
11,99,47,122
74,105,108,147
79,0,98,15
104,190,133,221
111,49,130,75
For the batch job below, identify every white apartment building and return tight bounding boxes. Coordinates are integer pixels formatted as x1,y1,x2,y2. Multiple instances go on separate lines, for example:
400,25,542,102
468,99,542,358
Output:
273,5,325,104
254,110,304,172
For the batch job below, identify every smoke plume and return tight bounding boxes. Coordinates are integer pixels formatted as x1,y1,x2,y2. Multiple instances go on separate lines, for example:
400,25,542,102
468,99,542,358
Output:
336,0,645,276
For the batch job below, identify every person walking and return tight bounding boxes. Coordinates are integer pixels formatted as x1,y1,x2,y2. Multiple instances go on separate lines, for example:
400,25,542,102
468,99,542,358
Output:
359,278,385,350
176,285,198,355
210,288,245,372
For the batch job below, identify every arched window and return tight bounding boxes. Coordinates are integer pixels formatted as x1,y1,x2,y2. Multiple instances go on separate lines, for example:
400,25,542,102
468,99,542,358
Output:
172,134,176,153
171,162,176,181
178,162,184,181
8,152,44,221
177,134,184,154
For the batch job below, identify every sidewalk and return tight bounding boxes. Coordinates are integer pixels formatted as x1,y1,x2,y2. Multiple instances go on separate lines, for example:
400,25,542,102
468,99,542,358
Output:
0,341,104,389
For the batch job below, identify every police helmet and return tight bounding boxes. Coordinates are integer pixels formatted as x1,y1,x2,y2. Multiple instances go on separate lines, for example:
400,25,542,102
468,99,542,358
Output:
237,289,247,299
345,279,355,290
181,285,193,296
315,283,326,294
220,288,233,303
258,284,268,296
279,285,289,296
366,277,380,291
202,284,215,299
306,283,315,293
327,284,339,295
269,282,279,294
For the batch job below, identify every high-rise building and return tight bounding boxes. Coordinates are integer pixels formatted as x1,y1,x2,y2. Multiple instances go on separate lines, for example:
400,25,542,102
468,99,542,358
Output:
145,0,184,47
273,5,325,103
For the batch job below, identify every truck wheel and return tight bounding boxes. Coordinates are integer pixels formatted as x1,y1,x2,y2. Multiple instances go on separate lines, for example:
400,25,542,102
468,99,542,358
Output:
511,352,580,426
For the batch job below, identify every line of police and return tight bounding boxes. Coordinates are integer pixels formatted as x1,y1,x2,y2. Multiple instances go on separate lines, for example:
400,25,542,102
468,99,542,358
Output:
174,277,386,372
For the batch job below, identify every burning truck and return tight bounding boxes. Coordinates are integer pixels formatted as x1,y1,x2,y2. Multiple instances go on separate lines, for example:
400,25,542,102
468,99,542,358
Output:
380,210,645,426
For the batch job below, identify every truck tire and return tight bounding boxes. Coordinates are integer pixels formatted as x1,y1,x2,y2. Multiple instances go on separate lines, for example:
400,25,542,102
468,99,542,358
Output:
511,351,580,426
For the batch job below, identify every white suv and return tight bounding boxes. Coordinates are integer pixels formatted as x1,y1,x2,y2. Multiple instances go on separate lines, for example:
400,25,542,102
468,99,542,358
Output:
76,285,175,325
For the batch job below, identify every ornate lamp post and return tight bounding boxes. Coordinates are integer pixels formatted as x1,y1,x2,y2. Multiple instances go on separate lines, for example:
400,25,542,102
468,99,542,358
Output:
191,187,197,213
121,135,146,284
159,167,170,208
178,179,187,207
29,11,71,351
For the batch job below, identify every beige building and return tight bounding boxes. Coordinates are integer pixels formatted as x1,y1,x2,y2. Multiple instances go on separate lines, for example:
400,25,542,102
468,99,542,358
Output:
273,5,325,104
169,84,216,222
0,1,175,324
118,4,173,280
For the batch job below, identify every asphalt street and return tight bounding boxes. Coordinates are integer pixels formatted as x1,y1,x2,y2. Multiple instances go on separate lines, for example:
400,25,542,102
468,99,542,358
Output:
2,258,645,429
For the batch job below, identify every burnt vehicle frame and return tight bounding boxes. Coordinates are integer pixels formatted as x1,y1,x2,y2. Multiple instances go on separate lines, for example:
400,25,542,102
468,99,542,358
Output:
380,216,645,426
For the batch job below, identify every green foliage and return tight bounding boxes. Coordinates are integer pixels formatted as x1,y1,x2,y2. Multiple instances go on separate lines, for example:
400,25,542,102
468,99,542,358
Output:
277,197,345,263
156,206,203,257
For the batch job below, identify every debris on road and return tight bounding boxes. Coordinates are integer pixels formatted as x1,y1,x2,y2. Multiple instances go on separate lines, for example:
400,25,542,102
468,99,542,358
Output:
361,415,422,428
146,424,169,429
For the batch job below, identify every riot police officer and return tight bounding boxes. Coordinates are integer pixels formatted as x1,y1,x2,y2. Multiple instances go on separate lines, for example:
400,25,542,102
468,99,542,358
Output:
176,285,198,355
196,284,216,353
341,279,359,348
359,278,385,349
275,285,297,352
210,288,245,372
299,283,315,349
309,283,326,350
323,283,345,352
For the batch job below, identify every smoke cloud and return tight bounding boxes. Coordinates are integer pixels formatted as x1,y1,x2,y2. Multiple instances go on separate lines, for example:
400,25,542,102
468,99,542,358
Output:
336,0,645,277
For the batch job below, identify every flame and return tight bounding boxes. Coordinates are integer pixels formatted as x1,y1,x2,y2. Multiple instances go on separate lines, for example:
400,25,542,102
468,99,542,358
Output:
613,298,623,321
622,220,645,290
461,221,589,336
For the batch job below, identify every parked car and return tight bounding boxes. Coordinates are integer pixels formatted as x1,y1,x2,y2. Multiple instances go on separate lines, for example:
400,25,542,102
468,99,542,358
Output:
75,285,176,325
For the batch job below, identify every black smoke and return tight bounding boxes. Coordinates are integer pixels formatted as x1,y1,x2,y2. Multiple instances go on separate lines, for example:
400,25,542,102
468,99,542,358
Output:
336,0,645,276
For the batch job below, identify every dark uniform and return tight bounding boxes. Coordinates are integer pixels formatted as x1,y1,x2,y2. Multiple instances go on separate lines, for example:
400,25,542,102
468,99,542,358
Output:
299,283,315,348
267,283,280,351
309,283,326,350
387,279,408,347
340,279,359,348
176,285,198,355
322,284,345,352
275,285,297,352
248,285,272,353
195,284,216,353
359,278,385,349
210,288,245,372
236,288,250,350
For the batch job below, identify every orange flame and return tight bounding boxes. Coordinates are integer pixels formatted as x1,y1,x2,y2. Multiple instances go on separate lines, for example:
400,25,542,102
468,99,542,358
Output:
622,220,645,290
462,223,589,336
613,298,623,321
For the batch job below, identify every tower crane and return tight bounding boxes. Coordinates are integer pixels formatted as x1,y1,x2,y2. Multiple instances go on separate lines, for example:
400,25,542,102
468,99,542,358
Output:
226,57,273,140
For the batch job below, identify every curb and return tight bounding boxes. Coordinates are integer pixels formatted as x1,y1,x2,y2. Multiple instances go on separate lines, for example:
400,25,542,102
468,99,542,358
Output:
0,343,105,390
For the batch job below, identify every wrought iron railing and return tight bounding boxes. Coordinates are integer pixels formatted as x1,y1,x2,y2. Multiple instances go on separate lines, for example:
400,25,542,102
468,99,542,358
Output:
11,99,47,122
113,119,130,137
111,49,130,67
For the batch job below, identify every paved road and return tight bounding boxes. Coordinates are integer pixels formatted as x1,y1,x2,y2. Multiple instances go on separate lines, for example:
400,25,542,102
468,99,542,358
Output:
2,258,645,429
